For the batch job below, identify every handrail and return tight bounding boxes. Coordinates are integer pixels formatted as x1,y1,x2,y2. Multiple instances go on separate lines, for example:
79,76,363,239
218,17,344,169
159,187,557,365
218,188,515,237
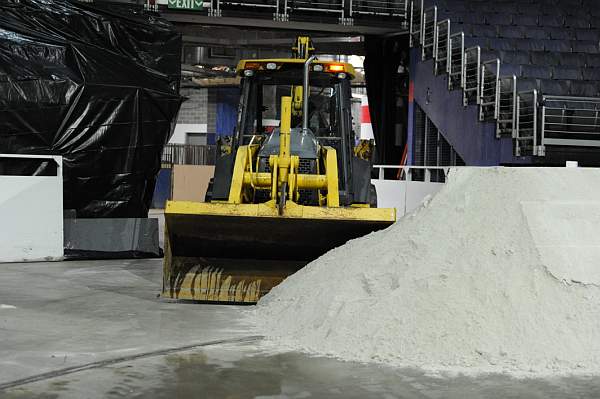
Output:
479,59,500,121
372,164,453,183
540,95,600,150
162,144,217,166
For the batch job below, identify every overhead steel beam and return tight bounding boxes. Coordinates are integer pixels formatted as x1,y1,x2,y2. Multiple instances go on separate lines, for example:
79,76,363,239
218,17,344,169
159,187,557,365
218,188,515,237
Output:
163,12,404,35
181,35,365,55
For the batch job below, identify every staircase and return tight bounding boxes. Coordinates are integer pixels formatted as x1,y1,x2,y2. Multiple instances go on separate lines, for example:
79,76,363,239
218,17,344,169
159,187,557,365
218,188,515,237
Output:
409,0,600,165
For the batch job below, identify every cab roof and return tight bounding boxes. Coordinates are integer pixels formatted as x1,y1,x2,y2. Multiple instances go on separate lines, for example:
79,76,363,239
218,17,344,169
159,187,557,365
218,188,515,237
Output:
236,58,356,79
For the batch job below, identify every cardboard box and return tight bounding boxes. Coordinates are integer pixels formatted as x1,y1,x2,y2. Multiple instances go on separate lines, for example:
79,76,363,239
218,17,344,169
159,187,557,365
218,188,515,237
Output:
171,164,215,202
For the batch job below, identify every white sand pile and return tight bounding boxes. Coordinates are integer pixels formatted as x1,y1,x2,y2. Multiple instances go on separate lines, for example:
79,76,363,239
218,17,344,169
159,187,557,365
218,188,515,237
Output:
253,167,600,375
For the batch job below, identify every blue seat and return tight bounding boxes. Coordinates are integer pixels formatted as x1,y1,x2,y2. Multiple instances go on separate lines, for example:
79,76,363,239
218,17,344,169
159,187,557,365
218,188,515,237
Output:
570,80,600,97
531,52,560,66
471,24,498,38
490,3,515,14
586,54,600,67
481,49,502,61
591,18,600,29
524,27,550,40
517,3,542,15
449,21,469,35
572,41,600,54
515,38,545,52
441,11,464,24
513,14,539,28
582,68,600,81
546,27,574,40
499,63,521,77
501,50,531,64
539,79,571,96
485,13,512,26
498,25,525,39
591,6,600,18
542,39,572,52
565,16,590,29
516,77,538,92
488,38,515,51
575,29,600,42
464,36,487,49
553,66,583,80
521,64,553,79
558,52,588,67
462,13,485,25
540,15,564,28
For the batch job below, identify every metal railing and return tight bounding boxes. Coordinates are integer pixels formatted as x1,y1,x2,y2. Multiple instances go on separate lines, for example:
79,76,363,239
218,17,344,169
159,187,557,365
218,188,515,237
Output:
409,0,423,47
434,19,450,76
497,75,517,137
350,0,408,17
373,165,451,183
292,0,345,16
421,6,437,60
515,90,539,156
540,95,600,150
463,46,481,106
479,59,500,121
204,0,409,23
447,32,464,90
162,144,217,166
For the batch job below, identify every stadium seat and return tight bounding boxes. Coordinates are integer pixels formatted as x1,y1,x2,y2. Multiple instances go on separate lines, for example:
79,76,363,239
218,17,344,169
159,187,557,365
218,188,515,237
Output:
471,24,497,38
546,27,574,40
513,14,539,28
570,80,600,97
531,52,560,66
539,15,564,28
539,79,571,96
553,66,583,80
521,64,553,79
565,16,590,29
485,13,512,26
559,53,588,67
498,25,525,39
575,29,600,42
582,68,600,81
524,27,550,40
499,63,521,78
586,54,600,67
502,50,531,65
542,39,571,52
573,41,600,54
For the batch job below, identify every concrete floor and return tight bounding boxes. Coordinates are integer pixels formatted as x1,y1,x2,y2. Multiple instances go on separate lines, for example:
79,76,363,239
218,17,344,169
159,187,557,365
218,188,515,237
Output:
1,259,600,398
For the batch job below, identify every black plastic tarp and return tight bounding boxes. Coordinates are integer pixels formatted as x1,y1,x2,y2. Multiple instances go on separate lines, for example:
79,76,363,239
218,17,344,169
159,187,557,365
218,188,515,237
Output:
0,0,182,217
364,35,405,166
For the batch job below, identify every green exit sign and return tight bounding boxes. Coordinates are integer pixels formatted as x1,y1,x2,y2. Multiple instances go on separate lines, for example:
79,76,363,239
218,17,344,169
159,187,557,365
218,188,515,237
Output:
168,0,203,10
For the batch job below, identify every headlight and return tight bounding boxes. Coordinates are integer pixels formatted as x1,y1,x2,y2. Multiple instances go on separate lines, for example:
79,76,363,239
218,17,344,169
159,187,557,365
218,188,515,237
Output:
243,69,255,77
337,72,347,79
313,64,324,72
266,62,277,70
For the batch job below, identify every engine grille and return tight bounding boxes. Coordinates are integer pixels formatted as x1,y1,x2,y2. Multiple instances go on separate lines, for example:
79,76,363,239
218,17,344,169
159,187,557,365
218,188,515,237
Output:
254,157,318,205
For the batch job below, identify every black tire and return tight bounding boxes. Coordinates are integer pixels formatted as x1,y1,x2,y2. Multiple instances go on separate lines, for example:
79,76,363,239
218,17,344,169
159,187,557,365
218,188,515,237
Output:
369,184,377,208
204,178,214,202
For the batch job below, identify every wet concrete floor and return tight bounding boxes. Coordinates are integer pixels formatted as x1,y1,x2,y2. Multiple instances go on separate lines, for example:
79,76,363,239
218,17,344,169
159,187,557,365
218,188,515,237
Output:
1,259,600,398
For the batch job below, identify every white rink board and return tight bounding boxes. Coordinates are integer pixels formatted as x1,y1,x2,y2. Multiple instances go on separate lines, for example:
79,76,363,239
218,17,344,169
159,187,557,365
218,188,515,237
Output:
373,179,444,217
0,155,64,262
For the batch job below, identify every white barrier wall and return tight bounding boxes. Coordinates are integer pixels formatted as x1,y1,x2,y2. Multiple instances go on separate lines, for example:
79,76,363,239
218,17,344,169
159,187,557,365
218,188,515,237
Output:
372,166,447,218
0,155,64,262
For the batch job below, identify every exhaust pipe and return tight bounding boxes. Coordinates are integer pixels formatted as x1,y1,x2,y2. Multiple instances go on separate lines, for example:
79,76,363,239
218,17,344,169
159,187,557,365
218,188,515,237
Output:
302,55,317,134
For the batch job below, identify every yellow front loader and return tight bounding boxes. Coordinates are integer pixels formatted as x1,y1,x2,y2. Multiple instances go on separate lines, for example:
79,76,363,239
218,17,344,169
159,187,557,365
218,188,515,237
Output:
162,37,396,303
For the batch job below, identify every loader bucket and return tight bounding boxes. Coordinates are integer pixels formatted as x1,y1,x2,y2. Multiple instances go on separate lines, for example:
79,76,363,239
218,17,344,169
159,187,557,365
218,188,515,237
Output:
162,200,396,303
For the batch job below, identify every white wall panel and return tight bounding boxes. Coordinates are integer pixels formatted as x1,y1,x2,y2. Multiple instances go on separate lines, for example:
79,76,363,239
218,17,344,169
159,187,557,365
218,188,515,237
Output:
0,155,63,262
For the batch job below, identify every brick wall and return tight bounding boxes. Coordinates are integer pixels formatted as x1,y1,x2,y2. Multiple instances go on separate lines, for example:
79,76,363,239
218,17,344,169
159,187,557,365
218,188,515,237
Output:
177,88,209,125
